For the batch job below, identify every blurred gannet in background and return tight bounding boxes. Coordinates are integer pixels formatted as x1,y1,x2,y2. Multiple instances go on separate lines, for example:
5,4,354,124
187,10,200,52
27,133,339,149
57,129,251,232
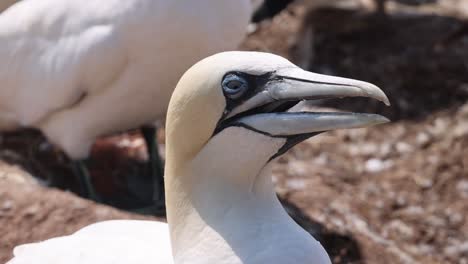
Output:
8,51,389,264
0,0,252,212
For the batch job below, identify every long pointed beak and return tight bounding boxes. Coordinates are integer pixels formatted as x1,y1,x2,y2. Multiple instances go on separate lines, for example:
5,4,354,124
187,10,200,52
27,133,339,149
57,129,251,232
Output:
225,67,390,120
221,67,390,139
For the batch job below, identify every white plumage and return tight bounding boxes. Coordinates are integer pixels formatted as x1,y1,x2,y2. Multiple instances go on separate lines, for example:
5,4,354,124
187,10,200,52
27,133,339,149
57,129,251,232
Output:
9,221,173,264
0,0,252,159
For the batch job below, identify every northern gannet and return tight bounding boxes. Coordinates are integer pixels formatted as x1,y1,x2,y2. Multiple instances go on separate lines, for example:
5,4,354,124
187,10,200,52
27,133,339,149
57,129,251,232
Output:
8,51,389,264
0,0,252,211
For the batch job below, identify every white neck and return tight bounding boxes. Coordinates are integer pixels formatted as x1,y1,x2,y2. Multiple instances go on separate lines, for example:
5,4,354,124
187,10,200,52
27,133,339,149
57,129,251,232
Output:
165,128,330,264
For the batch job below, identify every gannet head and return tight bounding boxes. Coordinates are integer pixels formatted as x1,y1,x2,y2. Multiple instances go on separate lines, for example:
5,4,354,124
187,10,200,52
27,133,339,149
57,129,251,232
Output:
165,51,389,260
166,51,389,172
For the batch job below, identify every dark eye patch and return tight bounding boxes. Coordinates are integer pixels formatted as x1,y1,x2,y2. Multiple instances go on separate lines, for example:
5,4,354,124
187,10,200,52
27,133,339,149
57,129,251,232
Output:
221,71,276,117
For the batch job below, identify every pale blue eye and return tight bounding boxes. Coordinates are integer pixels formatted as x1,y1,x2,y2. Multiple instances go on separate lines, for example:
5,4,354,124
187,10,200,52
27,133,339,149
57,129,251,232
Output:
222,74,248,99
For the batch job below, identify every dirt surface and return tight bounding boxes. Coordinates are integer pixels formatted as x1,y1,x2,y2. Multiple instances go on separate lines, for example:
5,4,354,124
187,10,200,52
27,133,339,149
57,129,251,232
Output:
1,0,468,263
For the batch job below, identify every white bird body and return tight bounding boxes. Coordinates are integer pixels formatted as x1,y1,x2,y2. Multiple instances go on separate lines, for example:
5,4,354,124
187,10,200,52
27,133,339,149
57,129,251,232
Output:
0,0,252,158
8,51,389,263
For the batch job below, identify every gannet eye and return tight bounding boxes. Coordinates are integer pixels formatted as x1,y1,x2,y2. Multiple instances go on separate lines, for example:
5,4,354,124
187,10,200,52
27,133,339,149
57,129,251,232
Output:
222,73,248,99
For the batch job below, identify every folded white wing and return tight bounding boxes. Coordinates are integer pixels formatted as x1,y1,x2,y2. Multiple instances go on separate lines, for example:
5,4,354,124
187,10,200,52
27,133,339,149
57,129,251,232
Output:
8,220,173,264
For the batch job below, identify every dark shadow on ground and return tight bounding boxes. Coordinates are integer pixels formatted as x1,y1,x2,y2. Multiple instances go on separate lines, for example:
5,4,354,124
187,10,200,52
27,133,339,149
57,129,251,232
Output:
299,7,468,121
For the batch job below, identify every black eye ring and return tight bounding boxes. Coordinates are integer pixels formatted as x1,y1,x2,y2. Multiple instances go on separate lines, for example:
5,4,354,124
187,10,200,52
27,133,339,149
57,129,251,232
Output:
222,73,249,99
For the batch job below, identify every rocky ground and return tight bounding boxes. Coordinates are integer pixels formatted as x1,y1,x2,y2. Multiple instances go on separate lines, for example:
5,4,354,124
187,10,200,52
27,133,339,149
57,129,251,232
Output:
1,0,468,263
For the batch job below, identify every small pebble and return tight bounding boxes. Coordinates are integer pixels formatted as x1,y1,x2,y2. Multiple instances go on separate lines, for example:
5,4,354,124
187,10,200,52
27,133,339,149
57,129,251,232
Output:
365,158,393,173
